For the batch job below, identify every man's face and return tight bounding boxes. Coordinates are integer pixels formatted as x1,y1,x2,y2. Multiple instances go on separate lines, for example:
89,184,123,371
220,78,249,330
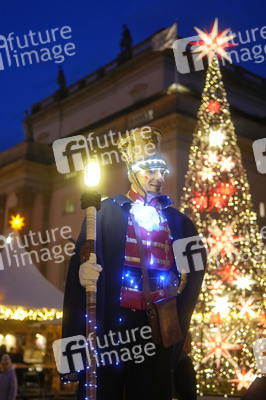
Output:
133,168,166,199
1,361,10,372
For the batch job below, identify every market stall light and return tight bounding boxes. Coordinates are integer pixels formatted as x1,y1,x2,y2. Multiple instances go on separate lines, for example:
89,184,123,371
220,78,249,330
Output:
4,334,16,351
0,334,4,345
0,306,62,321
35,334,47,350
84,160,101,187
6,235,13,244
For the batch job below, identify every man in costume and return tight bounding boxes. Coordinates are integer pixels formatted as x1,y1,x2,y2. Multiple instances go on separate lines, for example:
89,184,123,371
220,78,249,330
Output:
62,126,206,400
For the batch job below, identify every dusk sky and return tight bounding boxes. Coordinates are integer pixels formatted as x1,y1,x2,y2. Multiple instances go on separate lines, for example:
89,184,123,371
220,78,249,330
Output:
1,0,266,152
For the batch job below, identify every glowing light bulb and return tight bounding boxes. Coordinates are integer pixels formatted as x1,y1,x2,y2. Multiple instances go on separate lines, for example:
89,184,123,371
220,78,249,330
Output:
84,160,101,187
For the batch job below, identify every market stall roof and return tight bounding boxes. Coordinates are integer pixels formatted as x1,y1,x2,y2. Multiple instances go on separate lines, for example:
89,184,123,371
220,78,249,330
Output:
0,235,64,315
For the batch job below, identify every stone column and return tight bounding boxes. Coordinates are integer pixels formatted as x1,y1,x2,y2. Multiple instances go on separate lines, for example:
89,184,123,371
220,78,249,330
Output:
39,189,52,276
0,194,7,234
15,186,37,234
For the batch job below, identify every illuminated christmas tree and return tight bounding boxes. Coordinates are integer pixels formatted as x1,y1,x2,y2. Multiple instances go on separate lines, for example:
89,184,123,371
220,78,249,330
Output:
180,19,266,396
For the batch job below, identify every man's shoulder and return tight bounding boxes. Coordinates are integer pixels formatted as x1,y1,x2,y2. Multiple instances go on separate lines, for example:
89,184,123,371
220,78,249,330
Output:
163,205,192,222
98,195,131,219
101,194,130,208
163,206,198,238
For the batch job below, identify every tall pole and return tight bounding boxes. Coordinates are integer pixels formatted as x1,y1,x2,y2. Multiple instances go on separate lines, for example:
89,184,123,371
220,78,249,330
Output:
81,160,101,400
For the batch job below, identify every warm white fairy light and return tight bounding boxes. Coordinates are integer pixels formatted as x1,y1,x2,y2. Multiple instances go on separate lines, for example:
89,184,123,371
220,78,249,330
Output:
220,156,235,172
209,128,225,148
131,158,169,173
199,167,216,181
0,306,62,321
212,295,233,317
237,296,259,318
232,276,257,290
203,151,218,164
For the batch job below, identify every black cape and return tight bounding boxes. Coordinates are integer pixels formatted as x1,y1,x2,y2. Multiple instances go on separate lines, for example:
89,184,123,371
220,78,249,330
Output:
62,194,206,376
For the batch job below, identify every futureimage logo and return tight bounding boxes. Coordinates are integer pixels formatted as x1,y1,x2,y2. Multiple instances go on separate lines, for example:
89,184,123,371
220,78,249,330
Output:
173,35,203,74
53,335,89,375
253,338,266,374
252,138,266,174
53,326,156,374
173,25,266,74
0,26,76,71
52,127,156,174
173,235,206,273
0,226,75,270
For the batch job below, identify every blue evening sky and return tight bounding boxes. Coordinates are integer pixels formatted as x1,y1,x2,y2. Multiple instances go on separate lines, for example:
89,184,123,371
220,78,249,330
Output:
0,0,265,152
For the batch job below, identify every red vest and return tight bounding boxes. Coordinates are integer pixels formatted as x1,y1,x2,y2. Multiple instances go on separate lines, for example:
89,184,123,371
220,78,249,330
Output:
120,190,174,310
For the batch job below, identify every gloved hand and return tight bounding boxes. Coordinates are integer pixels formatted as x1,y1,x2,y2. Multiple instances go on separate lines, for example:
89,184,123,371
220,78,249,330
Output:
79,261,102,289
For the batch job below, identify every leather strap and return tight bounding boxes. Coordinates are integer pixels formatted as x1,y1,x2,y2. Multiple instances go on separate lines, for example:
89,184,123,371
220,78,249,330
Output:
130,213,154,314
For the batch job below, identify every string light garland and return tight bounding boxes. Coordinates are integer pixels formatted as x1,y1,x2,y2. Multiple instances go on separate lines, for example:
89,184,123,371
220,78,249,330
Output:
0,306,62,321
180,19,266,396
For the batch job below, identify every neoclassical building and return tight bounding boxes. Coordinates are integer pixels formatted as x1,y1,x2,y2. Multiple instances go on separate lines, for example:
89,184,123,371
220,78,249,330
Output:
0,26,265,291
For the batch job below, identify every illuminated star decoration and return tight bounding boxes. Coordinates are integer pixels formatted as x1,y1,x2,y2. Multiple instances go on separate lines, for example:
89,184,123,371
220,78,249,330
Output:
209,193,229,211
204,180,234,210
196,327,242,370
217,265,240,286
199,167,216,181
209,280,225,296
206,221,245,261
215,181,236,197
258,311,266,328
210,312,223,325
9,214,25,230
212,295,233,318
232,275,256,290
209,128,226,148
190,191,208,212
237,296,259,318
203,150,218,165
192,18,237,62
229,367,256,390
207,100,221,114
220,156,235,172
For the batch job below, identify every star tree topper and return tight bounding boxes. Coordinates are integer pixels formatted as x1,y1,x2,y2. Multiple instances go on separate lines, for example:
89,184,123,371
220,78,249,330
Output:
193,18,237,62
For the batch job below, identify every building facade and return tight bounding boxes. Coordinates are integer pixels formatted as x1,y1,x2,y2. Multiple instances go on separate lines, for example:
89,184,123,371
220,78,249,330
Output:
0,28,265,291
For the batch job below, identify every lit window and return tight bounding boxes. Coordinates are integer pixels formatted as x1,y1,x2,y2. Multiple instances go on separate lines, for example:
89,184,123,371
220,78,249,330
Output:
259,202,265,218
62,196,76,214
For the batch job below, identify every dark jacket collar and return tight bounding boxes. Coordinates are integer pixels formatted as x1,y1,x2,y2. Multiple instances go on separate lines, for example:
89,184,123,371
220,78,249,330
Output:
112,193,173,209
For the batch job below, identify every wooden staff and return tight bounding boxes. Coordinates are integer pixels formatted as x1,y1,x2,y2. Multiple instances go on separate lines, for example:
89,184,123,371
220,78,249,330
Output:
85,205,97,400
81,160,101,400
